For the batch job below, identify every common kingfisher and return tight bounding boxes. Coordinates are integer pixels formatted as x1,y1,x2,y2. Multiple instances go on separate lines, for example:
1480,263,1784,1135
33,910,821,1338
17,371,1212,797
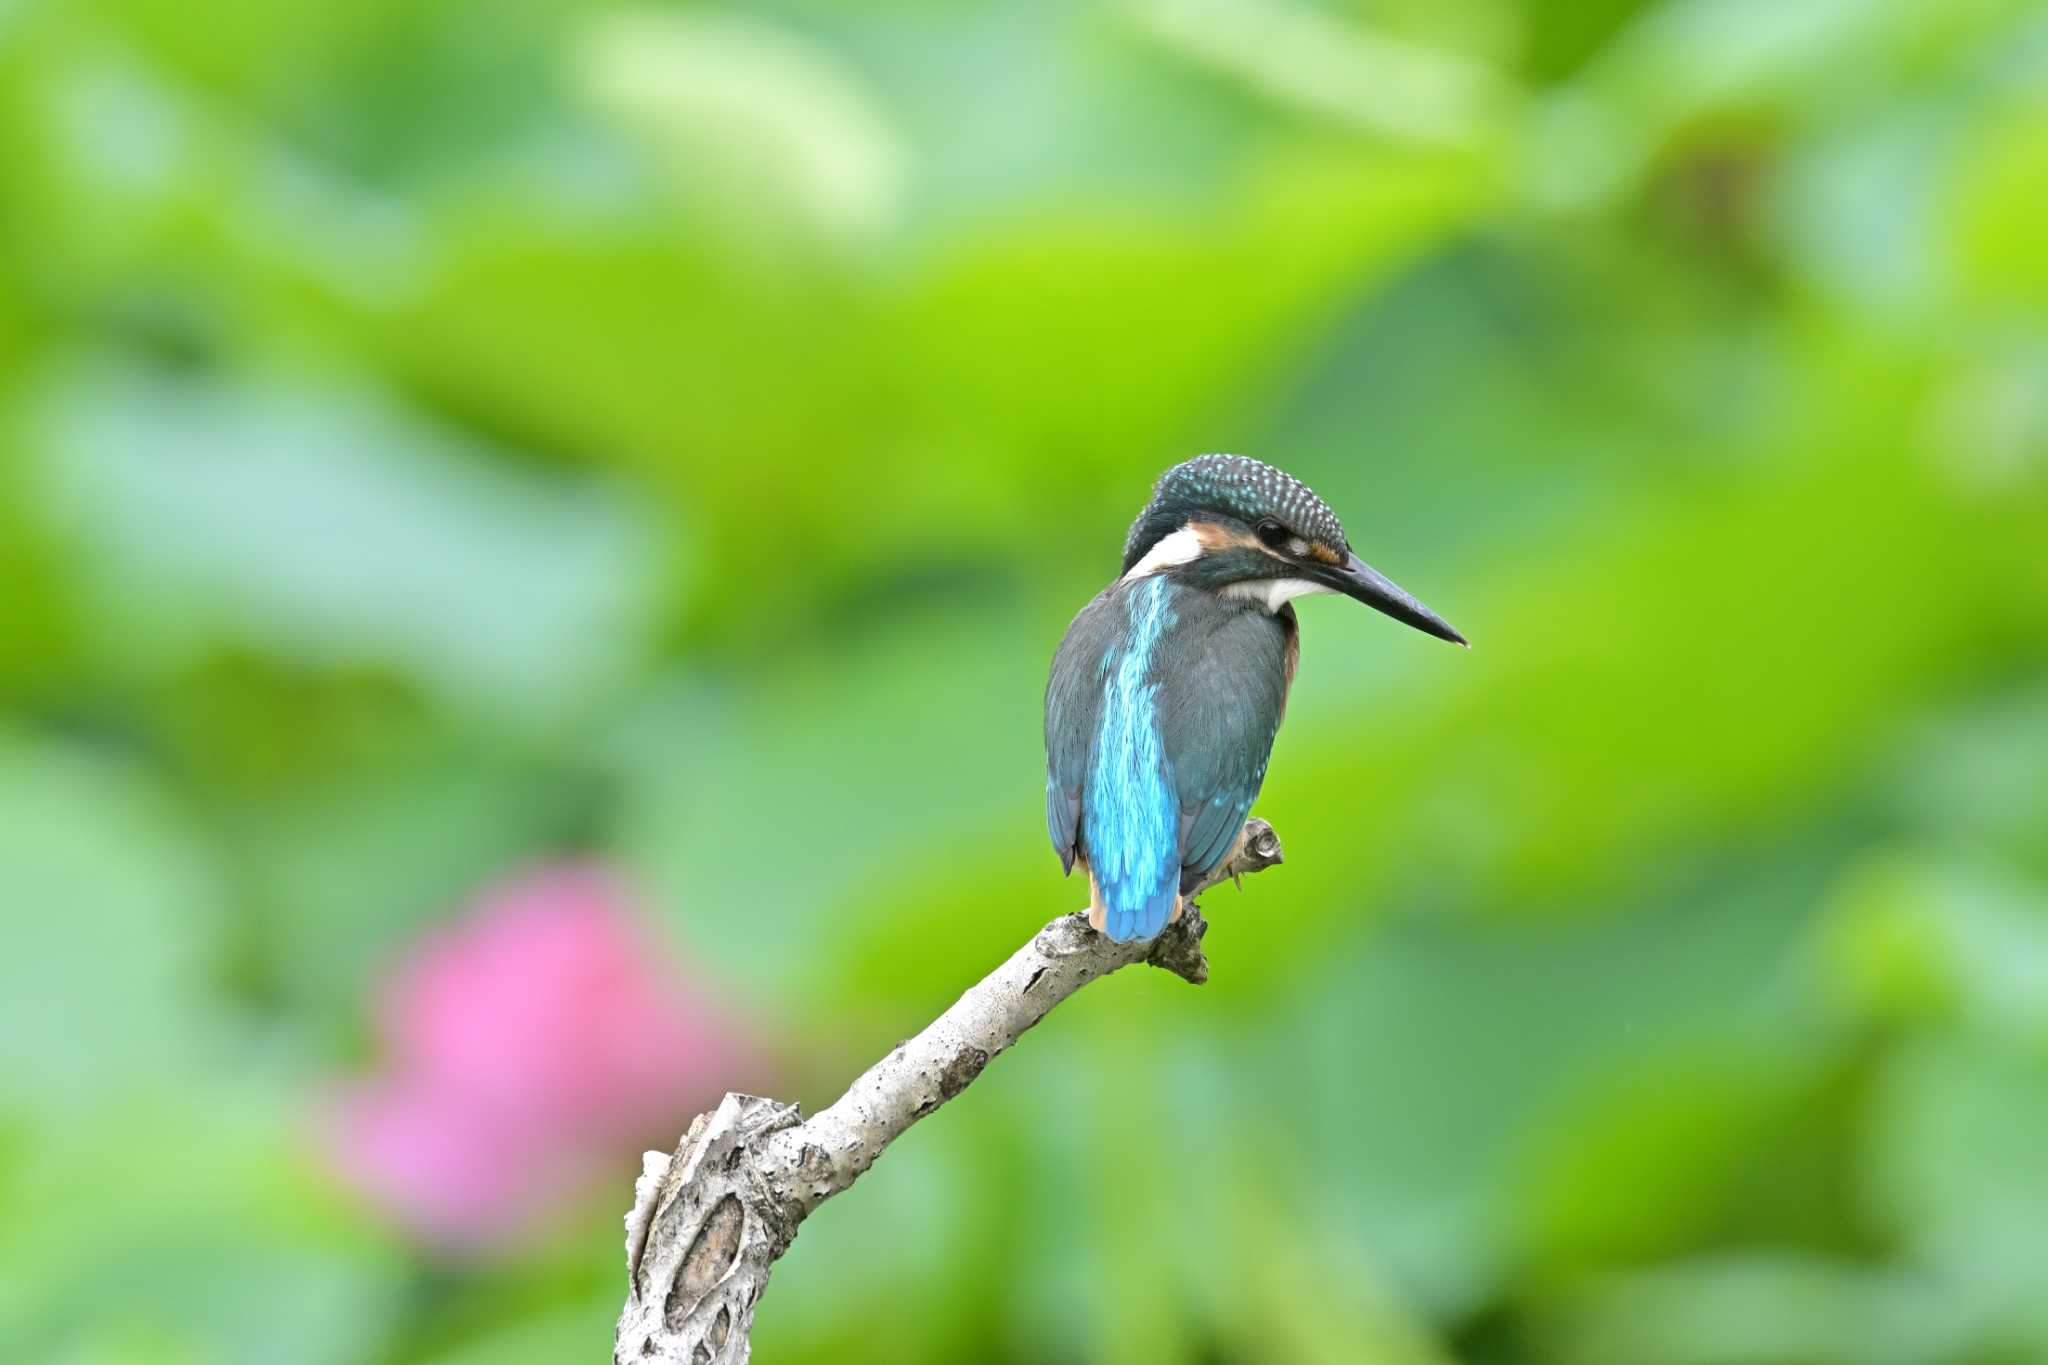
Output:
1045,454,1466,942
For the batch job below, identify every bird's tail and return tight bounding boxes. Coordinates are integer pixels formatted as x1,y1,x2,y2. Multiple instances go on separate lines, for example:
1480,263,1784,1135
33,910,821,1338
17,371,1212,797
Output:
1088,865,1182,943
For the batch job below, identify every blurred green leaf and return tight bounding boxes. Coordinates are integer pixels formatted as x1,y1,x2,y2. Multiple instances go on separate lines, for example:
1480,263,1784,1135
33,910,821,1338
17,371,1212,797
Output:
573,7,908,248
24,362,666,729
1819,852,2048,1040
413,1299,618,1365
0,734,224,1106
1863,1033,2048,1308
1949,94,2048,311
0,1090,401,1365
1535,1253,1969,1365
1514,1042,1804,1266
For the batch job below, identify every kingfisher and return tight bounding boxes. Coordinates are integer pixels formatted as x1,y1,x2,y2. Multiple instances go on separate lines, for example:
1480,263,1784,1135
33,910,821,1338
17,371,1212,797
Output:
1044,454,1466,942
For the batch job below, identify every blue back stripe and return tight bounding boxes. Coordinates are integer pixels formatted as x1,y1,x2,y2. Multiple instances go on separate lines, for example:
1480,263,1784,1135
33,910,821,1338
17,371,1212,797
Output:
1085,576,1180,940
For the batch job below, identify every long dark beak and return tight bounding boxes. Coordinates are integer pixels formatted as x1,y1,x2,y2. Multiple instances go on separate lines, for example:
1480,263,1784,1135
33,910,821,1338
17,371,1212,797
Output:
1332,552,1468,647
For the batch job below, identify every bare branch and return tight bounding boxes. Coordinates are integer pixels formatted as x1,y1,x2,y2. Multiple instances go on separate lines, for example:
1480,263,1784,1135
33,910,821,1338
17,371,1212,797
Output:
614,818,1285,1364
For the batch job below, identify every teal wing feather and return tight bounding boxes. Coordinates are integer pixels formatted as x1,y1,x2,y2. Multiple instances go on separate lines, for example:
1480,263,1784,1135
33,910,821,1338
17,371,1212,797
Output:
1157,603,1290,893
1044,590,1112,875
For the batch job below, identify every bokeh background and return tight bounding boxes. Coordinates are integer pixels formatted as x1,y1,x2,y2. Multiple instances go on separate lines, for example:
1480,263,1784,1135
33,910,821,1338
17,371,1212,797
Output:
5,0,2048,1361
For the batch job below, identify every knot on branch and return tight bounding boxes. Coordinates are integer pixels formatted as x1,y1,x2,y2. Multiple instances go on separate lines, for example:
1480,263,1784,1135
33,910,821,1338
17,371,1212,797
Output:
618,1094,803,1365
1144,905,1210,984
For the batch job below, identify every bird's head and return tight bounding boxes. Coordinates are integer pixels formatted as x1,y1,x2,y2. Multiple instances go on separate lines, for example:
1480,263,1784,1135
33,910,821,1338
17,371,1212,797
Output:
1121,454,1467,646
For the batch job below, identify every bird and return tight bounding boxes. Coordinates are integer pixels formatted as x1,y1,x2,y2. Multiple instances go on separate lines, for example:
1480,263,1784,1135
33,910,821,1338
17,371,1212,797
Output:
1044,454,1466,943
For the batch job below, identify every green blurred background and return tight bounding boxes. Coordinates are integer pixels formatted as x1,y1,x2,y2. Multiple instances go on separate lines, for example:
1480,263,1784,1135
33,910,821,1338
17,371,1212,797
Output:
5,0,2048,1361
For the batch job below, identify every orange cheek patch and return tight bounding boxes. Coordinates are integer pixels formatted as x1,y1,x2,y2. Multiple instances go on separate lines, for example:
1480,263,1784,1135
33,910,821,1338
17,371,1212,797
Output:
1307,542,1343,565
1190,520,1264,553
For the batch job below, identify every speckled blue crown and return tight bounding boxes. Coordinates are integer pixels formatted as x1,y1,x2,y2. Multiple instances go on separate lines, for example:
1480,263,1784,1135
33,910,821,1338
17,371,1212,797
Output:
1121,454,1348,572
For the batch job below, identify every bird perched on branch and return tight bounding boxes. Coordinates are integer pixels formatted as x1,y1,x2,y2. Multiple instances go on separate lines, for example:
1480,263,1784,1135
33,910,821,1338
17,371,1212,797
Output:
1045,455,1466,942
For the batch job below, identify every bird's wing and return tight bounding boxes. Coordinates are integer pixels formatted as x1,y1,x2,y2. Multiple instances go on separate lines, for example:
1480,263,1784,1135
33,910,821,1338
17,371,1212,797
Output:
1157,606,1291,893
1044,591,1113,875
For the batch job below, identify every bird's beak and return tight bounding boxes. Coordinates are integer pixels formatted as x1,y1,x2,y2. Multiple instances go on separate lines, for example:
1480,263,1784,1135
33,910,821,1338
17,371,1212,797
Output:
1331,553,1467,646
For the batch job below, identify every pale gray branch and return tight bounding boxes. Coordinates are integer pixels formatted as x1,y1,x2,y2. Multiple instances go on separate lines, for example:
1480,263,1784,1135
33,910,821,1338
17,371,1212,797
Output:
614,819,1285,1364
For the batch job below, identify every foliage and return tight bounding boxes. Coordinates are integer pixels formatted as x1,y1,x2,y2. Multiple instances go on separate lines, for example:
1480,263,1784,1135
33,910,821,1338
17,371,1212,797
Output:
2,0,2046,1361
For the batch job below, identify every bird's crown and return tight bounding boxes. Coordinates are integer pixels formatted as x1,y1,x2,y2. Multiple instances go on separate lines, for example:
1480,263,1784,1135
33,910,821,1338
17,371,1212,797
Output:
1122,454,1347,573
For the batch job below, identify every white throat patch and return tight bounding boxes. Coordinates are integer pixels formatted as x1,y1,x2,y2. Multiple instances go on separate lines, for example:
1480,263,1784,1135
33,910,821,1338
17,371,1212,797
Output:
1224,577,1332,612
1120,524,1205,582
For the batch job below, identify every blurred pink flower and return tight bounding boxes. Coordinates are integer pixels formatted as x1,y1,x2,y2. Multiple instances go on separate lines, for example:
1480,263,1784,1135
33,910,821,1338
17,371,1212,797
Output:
322,864,755,1253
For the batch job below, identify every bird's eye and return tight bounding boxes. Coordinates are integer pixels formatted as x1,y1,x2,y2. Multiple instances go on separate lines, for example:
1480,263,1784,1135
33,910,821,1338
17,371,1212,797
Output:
1255,519,1292,550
